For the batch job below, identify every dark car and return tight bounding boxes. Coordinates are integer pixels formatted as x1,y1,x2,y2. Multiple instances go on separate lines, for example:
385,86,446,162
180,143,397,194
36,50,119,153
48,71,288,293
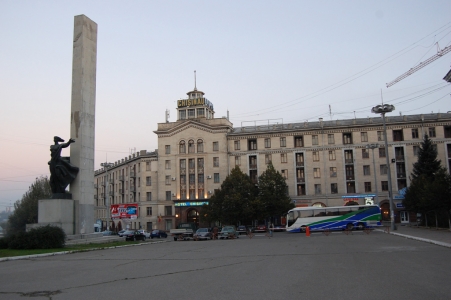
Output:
236,225,247,235
255,224,267,232
194,228,212,240
151,230,168,239
123,230,146,241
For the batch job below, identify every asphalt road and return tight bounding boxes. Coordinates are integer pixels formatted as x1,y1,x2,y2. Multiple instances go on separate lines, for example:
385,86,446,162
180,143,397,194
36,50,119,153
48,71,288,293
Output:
0,231,450,300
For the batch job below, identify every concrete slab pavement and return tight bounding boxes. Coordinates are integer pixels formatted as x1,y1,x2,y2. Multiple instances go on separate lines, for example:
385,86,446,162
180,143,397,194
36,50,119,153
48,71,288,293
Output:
378,223,451,248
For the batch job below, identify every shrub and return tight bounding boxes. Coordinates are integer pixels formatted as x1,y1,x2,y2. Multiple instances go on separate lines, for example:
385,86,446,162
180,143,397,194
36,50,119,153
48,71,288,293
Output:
8,225,66,249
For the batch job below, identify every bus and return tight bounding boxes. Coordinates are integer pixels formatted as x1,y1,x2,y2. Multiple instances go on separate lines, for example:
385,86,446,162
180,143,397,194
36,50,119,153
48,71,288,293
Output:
286,205,382,233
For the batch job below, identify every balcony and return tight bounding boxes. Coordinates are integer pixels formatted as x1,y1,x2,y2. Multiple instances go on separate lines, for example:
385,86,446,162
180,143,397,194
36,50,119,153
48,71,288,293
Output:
249,164,257,170
130,171,136,178
395,155,405,162
346,175,355,180
296,161,304,167
397,173,407,178
119,175,124,181
297,177,305,183
345,159,354,164
130,186,136,192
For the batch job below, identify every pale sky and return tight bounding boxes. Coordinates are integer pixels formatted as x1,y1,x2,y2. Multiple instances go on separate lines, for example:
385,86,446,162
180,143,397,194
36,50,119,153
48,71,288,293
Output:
1,0,451,209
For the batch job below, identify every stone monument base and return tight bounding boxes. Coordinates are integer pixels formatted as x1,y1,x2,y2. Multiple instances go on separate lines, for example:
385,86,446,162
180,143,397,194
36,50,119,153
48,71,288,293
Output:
37,199,79,235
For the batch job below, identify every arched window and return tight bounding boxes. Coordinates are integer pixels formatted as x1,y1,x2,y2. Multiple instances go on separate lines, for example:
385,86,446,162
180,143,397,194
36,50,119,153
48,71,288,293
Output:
179,140,186,154
188,139,195,153
312,202,326,207
197,139,204,153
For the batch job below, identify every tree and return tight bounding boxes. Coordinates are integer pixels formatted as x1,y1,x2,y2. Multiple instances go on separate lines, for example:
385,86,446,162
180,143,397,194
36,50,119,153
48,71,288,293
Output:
6,176,52,236
411,135,441,180
256,163,294,221
200,166,257,225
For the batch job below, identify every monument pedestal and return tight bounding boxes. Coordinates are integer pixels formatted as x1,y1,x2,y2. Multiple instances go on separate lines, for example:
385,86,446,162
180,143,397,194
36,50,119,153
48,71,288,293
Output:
38,199,79,235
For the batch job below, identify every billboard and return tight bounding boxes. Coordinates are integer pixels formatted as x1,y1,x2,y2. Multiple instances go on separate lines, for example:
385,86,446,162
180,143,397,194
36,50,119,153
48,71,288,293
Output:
111,204,138,219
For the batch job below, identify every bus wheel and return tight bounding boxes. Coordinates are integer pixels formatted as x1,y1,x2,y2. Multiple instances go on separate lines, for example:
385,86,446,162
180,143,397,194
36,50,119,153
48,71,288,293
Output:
300,226,306,233
357,223,365,230
346,223,353,230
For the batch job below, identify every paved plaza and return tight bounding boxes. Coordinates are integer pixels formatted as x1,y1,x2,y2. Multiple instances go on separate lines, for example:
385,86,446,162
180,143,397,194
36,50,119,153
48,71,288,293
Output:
1,227,451,300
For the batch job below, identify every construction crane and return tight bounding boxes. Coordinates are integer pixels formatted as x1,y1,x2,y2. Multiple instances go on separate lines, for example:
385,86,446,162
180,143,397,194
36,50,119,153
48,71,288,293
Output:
386,44,451,87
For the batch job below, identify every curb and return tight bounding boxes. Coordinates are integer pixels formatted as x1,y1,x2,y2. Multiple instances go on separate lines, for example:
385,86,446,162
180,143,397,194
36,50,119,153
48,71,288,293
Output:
0,240,168,262
376,229,451,248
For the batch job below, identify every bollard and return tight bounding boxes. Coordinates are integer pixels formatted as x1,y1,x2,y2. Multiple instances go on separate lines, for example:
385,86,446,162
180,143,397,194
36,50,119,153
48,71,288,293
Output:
306,226,310,237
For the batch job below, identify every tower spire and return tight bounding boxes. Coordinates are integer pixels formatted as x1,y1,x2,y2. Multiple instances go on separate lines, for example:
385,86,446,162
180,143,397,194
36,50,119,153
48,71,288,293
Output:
194,70,197,91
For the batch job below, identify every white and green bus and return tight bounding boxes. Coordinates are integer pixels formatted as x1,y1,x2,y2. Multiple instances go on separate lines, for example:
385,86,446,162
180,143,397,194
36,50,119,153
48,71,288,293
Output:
286,205,382,233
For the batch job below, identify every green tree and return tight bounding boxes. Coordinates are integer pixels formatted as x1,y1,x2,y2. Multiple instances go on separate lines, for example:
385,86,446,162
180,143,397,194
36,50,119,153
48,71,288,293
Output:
411,135,441,180
256,163,294,221
200,166,257,225
6,176,52,236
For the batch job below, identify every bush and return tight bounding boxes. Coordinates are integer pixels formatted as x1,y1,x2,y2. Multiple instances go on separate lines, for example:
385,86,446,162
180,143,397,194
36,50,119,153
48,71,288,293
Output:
0,236,10,249
7,225,66,249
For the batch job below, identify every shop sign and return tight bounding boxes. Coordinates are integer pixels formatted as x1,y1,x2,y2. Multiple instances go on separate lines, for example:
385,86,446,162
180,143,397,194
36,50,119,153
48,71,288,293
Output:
175,201,209,207
111,204,138,219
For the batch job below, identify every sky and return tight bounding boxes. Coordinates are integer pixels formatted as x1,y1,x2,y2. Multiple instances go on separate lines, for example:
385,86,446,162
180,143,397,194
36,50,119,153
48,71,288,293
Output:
1,0,451,209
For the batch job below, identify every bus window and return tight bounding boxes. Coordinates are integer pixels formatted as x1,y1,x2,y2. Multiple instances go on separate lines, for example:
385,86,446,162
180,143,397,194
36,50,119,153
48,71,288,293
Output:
314,209,326,217
349,206,360,213
339,207,351,215
300,210,313,218
326,208,339,216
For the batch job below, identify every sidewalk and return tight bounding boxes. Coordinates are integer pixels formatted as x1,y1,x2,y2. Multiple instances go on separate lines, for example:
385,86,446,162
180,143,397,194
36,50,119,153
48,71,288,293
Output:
378,223,451,248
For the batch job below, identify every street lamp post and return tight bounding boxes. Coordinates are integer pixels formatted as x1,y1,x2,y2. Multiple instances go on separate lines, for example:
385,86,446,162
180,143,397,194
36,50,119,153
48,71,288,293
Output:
366,143,379,205
101,162,114,231
371,104,396,231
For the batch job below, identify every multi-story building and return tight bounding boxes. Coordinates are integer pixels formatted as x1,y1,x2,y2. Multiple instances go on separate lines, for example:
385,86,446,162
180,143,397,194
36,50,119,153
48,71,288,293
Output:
94,86,451,231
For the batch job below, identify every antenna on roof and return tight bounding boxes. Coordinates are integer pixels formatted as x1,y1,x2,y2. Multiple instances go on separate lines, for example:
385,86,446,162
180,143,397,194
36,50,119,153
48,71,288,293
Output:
194,70,197,91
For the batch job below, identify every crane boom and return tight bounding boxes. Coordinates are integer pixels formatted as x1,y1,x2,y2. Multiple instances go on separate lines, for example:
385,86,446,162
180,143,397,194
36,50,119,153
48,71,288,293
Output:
386,44,451,88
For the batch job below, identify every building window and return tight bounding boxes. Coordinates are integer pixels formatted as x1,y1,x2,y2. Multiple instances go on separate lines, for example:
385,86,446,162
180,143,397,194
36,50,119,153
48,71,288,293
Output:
165,160,171,169
198,174,204,183
329,150,336,161
297,185,306,196
363,165,371,175
188,140,195,153
362,149,369,159
381,181,388,191
313,151,320,162
393,130,404,142
189,174,195,184
213,141,219,151
188,109,195,118
146,162,151,171
445,126,451,138
294,136,303,147
413,146,420,156
214,173,220,183
330,167,337,177
380,164,388,175
197,139,203,153
166,191,171,200
146,192,152,201
314,184,321,195
314,168,321,178
234,140,240,150
198,158,204,169
343,133,352,144
281,153,287,163
235,156,241,166
165,176,170,185
248,139,257,150
429,127,436,138
265,154,272,164
146,176,151,186
165,145,171,154
265,138,271,148
281,169,288,179
146,207,152,215
197,108,205,117
280,137,286,147
331,183,338,194
179,110,186,120
179,140,186,154
377,131,384,141
165,206,172,216
379,147,386,158
312,135,319,145
364,182,372,192
328,134,335,144
213,157,219,167
412,129,419,139
189,158,195,169
361,132,368,142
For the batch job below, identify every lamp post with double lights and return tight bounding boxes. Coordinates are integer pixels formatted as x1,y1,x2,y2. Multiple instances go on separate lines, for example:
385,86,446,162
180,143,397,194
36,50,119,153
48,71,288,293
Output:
101,162,114,231
365,143,379,205
371,104,396,231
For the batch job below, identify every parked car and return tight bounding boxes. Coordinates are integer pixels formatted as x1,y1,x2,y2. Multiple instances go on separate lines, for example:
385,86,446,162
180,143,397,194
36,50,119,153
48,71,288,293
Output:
255,224,267,232
236,225,247,235
137,229,151,238
123,230,146,241
218,226,239,239
118,230,126,237
150,230,168,239
102,230,114,236
273,225,285,232
194,228,212,240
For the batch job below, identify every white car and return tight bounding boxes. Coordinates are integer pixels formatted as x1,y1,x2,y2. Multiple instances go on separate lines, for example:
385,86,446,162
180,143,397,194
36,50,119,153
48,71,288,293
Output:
137,229,151,238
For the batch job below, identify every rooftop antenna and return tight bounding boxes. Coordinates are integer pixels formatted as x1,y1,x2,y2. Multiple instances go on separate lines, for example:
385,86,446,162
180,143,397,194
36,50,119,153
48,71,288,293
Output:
329,105,332,120
381,89,384,105
194,70,197,91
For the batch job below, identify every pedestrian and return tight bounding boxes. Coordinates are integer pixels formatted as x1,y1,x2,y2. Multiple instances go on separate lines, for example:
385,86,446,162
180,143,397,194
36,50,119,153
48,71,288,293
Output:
269,222,274,237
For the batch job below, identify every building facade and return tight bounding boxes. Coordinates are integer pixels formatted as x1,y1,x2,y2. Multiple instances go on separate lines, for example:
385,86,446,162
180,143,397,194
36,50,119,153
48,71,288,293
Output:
94,86,451,231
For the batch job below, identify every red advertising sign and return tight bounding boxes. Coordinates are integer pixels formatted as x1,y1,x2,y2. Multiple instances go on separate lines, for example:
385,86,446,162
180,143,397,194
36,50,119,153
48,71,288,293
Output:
111,204,138,219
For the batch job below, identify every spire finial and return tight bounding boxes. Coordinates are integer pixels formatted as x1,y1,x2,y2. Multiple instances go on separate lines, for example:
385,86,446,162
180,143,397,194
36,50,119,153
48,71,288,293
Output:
194,70,197,91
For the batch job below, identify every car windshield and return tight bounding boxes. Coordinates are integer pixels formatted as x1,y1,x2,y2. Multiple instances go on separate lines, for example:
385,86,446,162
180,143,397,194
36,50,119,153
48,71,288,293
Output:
152,230,159,234
197,228,208,233
223,227,234,232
